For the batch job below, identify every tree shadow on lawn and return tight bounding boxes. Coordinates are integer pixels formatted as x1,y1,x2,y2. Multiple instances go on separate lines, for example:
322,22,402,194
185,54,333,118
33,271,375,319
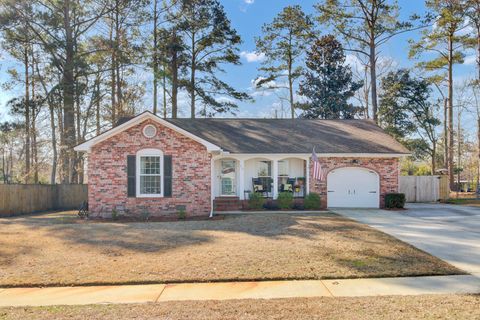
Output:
0,212,357,257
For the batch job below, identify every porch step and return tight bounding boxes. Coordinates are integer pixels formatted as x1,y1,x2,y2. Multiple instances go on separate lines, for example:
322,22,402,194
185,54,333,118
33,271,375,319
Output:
214,197,242,211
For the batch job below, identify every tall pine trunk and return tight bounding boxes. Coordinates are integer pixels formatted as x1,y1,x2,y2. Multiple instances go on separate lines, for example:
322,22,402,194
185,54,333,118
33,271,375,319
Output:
287,36,294,119
31,49,38,184
477,118,480,193
49,103,57,184
152,0,158,115
369,40,378,123
114,3,123,117
62,0,77,184
431,141,436,175
96,78,101,135
110,19,117,125
444,98,448,169
448,33,454,191
24,44,30,184
190,32,196,118
171,43,178,118
287,51,294,119
162,62,167,118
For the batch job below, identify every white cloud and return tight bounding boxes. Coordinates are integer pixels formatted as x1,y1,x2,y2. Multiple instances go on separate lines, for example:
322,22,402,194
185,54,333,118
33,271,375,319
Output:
244,0,254,4
464,55,477,65
345,54,364,73
240,51,265,63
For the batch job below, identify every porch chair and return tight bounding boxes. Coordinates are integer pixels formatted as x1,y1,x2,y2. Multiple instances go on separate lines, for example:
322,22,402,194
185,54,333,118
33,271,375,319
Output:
284,178,295,193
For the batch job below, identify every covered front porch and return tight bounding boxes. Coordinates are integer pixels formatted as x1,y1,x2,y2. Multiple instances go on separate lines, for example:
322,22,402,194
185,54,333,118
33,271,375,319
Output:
212,154,310,201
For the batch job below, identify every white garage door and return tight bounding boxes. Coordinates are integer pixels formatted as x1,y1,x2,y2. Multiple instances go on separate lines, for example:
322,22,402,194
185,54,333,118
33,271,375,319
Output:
327,167,380,208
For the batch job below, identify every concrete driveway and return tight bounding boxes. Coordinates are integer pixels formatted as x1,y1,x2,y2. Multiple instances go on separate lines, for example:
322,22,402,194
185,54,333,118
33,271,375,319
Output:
333,203,480,275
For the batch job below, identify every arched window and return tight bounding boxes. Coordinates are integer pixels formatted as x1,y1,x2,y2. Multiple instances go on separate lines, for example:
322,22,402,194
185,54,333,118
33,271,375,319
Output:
136,149,163,197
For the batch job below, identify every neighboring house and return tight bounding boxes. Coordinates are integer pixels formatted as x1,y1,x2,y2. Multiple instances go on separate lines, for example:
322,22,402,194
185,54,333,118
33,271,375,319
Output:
74,111,409,216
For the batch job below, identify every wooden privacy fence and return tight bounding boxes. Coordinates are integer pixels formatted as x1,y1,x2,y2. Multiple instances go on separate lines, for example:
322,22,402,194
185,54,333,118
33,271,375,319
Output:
0,184,88,216
399,175,449,203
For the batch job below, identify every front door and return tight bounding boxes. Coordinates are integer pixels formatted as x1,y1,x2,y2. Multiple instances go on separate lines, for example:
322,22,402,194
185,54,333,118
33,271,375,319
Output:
220,160,237,196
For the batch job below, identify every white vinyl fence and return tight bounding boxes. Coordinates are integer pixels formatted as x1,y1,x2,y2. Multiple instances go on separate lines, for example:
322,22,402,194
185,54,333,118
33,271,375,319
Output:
399,175,449,203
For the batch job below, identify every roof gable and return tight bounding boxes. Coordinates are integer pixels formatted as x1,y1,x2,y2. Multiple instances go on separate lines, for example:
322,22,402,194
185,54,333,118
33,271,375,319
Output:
74,112,222,152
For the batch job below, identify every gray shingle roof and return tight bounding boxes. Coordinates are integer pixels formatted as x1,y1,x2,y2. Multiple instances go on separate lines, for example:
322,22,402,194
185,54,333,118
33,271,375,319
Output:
166,118,409,154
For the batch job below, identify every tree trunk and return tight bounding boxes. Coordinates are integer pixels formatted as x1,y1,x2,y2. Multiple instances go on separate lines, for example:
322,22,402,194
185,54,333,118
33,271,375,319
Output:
363,65,370,119
2,149,6,184
477,117,480,193
115,3,123,117
49,102,57,184
153,0,158,115
369,41,378,123
287,49,294,119
162,62,167,118
444,98,448,169
110,18,116,125
190,32,196,118
171,38,178,119
31,49,38,184
457,106,461,190
96,78,101,135
432,141,436,175
31,104,38,184
448,34,455,190
24,44,30,184
476,22,480,83
62,0,77,184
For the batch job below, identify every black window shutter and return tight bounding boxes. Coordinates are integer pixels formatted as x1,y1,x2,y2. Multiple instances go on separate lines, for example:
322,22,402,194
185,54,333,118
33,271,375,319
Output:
164,155,172,197
127,155,136,197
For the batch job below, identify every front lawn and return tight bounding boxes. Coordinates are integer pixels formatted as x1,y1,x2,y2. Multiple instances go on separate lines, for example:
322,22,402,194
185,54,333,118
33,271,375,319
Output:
0,211,461,287
1,295,479,320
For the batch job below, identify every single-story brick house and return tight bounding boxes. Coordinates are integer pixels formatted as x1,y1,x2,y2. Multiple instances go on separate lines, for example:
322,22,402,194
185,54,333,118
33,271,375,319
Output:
75,111,409,217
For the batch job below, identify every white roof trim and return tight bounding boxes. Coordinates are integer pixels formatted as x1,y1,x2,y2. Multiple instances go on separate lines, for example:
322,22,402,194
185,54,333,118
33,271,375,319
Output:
213,153,409,160
74,112,222,152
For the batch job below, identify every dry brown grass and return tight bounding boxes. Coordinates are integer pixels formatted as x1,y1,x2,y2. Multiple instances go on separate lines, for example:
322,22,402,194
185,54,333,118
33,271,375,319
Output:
1,295,479,320
0,211,461,287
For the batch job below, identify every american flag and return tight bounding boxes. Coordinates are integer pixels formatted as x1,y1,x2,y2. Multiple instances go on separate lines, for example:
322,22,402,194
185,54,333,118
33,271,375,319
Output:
312,147,326,181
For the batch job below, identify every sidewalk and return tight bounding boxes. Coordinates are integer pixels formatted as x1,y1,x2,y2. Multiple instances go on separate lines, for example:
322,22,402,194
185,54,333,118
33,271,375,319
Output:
0,275,479,307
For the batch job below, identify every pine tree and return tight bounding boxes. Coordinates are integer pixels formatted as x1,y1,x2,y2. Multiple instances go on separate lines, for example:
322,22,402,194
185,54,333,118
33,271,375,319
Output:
298,35,363,119
255,5,314,119
409,0,469,189
175,0,249,118
316,0,423,123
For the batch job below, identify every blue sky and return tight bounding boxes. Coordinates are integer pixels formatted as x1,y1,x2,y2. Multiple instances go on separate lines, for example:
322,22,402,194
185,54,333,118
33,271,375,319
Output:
0,0,478,124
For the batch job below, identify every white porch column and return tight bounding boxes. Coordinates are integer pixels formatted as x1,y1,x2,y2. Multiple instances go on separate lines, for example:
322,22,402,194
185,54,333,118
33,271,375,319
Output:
239,159,245,200
210,157,215,217
306,157,310,195
273,159,279,199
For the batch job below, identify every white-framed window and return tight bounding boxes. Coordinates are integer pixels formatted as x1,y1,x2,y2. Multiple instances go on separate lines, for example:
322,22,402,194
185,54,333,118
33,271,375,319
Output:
136,148,163,197
257,160,272,177
278,160,289,176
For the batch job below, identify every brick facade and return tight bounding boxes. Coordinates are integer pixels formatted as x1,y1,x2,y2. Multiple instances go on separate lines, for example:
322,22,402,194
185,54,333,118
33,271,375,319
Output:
309,157,399,208
87,119,211,217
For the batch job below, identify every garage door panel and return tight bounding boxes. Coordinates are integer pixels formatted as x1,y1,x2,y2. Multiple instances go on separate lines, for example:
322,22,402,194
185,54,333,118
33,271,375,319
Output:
327,167,379,208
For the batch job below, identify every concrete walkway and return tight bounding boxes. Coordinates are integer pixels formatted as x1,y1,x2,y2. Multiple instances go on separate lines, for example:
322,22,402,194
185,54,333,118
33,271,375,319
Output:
333,204,480,275
0,275,479,307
